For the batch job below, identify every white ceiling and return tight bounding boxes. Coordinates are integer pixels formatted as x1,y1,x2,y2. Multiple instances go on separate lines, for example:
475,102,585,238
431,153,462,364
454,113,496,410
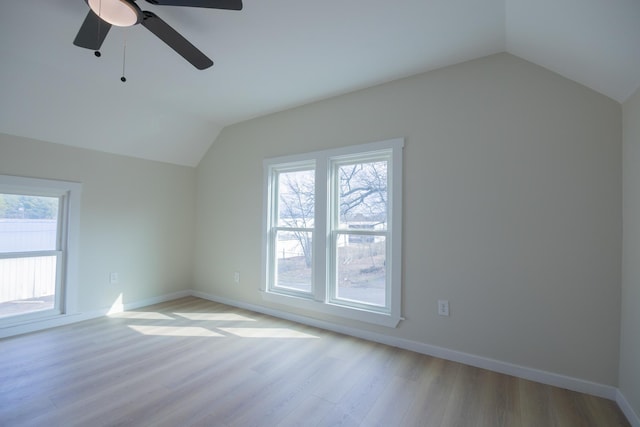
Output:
1,0,639,167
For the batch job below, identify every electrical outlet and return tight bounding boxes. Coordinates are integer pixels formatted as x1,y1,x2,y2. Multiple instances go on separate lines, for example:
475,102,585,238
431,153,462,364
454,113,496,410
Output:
438,299,449,316
233,272,240,283
109,272,119,284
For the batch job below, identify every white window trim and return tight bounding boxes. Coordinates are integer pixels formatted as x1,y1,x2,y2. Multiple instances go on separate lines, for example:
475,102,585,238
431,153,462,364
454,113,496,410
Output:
0,175,82,329
261,138,404,328
266,160,316,299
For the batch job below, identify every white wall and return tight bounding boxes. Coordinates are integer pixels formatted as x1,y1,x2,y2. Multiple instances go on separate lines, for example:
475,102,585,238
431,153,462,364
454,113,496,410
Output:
621,87,640,417
195,53,622,386
0,133,196,313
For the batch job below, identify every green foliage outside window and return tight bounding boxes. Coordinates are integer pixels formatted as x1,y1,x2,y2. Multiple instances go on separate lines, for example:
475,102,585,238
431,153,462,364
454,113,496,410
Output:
0,194,58,220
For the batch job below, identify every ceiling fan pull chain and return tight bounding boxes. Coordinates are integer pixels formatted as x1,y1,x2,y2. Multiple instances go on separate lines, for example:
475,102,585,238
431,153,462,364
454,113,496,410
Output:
95,0,102,57
121,33,127,82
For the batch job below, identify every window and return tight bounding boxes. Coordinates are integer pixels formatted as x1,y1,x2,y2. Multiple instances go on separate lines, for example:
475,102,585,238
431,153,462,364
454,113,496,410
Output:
0,175,81,327
262,139,403,327
271,163,315,296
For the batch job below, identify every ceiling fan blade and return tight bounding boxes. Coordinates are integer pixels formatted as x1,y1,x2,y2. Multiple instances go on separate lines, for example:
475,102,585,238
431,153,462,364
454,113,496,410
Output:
144,0,242,10
73,10,111,50
141,11,214,69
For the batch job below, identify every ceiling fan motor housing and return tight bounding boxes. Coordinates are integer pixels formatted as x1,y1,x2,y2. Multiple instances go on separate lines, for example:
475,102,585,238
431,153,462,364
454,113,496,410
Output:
85,0,142,27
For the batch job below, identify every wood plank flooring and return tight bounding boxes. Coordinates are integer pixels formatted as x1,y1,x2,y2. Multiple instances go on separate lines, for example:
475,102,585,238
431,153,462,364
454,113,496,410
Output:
0,297,630,427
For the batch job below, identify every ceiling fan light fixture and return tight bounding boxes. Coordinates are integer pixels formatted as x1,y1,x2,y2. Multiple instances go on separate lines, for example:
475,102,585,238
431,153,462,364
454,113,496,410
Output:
87,0,140,27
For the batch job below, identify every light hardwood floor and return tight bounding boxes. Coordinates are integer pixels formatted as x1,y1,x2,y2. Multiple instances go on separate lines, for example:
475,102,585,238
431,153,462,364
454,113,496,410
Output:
0,297,630,427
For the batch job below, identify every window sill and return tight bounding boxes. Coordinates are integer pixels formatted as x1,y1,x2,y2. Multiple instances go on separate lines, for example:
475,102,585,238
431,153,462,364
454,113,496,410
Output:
0,311,85,339
260,290,402,328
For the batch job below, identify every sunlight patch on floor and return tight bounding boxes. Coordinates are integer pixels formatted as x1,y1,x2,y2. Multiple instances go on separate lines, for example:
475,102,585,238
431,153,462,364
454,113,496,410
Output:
217,327,319,339
128,325,223,337
107,293,124,315
173,312,256,322
110,311,175,320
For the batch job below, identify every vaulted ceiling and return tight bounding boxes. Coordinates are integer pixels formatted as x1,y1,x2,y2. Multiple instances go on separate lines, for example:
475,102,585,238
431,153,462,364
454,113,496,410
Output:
1,0,638,166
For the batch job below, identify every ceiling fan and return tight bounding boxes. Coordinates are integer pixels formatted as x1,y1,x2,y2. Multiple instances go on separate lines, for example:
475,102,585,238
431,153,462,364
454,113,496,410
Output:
73,0,242,70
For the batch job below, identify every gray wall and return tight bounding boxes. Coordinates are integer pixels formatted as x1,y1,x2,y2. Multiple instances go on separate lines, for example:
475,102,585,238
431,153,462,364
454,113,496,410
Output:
621,86,640,417
0,133,196,313
195,53,622,386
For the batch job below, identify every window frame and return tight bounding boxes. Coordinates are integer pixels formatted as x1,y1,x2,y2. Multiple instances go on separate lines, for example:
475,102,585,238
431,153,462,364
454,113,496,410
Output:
267,160,316,299
261,138,403,327
328,152,393,313
0,175,82,328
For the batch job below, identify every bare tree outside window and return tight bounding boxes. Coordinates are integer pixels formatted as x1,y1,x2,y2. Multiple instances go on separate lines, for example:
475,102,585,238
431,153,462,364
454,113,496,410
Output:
338,161,387,228
264,140,402,325
272,160,389,305
278,170,314,267
335,160,388,306
274,169,314,293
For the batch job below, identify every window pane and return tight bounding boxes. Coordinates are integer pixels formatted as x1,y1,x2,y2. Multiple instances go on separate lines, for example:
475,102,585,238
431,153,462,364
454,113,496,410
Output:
275,230,312,293
0,255,57,318
335,234,386,307
337,161,387,230
0,194,59,253
277,169,314,228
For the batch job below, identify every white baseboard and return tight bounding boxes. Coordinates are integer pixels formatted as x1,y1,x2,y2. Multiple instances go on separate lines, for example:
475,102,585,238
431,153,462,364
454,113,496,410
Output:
106,290,192,314
0,290,191,339
191,290,617,401
617,389,640,427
